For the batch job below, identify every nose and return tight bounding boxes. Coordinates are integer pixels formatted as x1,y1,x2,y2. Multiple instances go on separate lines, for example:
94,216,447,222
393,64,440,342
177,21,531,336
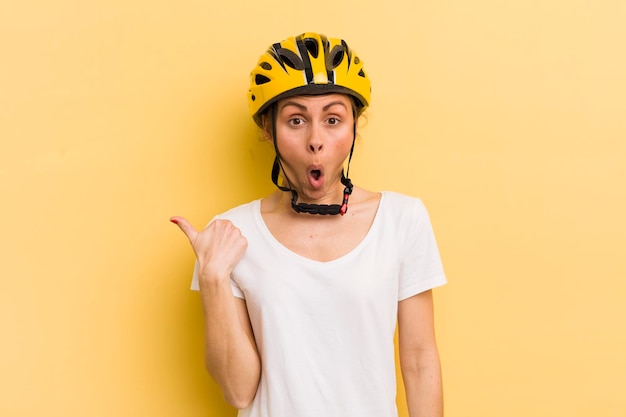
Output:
307,124,323,153
308,142,323,153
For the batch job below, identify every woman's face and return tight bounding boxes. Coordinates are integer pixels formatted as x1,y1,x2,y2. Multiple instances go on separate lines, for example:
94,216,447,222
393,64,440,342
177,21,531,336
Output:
268,93,355,204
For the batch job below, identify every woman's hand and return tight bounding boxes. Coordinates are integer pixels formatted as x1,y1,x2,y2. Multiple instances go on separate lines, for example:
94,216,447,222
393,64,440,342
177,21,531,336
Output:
170,217,248,285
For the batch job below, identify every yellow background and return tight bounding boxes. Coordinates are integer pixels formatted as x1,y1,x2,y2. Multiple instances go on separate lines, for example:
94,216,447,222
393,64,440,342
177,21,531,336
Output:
1,0,625,416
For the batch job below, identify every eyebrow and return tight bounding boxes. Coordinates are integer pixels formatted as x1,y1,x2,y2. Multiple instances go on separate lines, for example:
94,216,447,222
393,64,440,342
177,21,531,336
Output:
279,100,349,112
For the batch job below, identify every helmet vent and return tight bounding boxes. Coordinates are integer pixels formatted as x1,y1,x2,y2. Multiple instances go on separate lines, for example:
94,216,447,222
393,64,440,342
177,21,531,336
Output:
358,69,365,77
303,38,319,58
255,74,271,85
327,45,345,69
260,62,272,70
277,48,305,70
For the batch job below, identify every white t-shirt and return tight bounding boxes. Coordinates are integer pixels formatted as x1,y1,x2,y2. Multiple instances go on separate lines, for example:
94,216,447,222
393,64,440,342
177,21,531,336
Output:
191,191,447,417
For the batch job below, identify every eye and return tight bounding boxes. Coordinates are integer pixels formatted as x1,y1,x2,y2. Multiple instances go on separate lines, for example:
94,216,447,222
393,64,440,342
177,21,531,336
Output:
326,117,339,125
288,117,304,126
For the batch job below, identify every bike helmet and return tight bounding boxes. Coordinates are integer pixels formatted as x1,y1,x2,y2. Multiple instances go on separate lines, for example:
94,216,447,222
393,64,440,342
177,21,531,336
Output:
248,32,371,127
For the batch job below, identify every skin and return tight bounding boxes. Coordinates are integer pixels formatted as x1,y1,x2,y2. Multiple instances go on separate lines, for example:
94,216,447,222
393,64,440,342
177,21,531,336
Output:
171,93,443,416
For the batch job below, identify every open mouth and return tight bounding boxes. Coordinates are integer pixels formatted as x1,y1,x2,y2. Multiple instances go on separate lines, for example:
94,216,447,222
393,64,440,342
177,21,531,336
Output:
307,167,324,188
310,169,322,180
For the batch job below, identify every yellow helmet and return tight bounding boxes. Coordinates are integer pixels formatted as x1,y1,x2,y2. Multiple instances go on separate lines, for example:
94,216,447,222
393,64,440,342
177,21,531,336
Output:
248,32,371,126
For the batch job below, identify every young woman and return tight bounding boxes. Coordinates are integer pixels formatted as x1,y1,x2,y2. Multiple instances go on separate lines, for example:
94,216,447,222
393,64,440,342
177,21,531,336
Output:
171,32,447,417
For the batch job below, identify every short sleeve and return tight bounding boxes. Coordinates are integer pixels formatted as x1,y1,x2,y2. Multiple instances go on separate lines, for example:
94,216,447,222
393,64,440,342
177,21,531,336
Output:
190,260,245,298
397,199,447,300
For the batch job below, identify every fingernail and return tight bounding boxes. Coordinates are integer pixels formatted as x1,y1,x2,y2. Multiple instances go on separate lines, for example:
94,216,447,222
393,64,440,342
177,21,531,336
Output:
170,218,179,225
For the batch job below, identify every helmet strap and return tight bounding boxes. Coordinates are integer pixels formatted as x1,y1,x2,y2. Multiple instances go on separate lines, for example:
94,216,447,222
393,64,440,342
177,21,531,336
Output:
270,105,356,216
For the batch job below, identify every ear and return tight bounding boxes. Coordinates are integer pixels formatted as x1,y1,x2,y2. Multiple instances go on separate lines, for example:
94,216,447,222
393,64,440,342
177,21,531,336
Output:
261,114,273,142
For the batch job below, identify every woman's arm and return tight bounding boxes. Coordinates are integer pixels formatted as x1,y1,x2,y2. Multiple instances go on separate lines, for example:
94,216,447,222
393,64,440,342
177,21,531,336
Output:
200,280,260,409
398,290,443,417
172,217,261,409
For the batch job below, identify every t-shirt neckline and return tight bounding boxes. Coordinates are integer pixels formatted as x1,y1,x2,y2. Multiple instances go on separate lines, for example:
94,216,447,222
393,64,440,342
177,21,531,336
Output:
253,192,386,266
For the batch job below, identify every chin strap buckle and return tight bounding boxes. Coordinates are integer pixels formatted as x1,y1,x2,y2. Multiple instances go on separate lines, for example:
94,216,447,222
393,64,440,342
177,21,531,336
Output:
339,182,353,216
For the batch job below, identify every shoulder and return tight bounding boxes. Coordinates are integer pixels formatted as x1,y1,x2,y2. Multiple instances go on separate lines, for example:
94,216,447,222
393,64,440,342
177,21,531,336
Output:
212,199,260,227
380,191,428,219
376,192,439,245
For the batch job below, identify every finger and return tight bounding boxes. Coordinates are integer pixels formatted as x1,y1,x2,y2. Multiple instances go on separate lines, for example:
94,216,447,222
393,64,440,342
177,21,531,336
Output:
170,216,198,241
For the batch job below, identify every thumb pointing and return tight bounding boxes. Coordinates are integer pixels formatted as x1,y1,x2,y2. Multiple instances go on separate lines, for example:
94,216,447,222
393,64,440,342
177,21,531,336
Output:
170,216,198,242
